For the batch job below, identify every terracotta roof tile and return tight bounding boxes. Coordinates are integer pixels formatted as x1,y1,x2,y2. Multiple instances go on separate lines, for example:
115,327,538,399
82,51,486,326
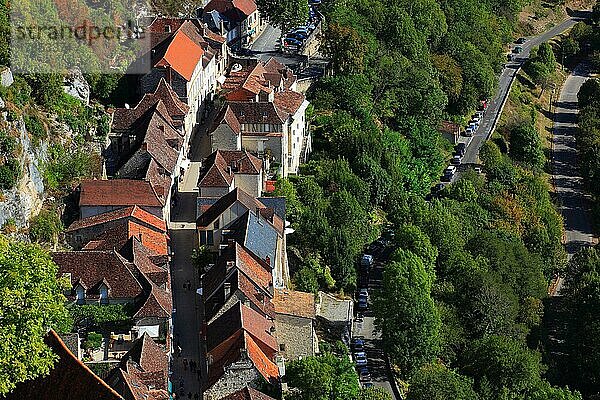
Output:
198,150,262,188
5,330,124,400
274,90,305,115
67,205,165,232
53,250,144,300
204,0,257,20
79,180,164,208
120,333,169,390
155,30,204,81
273,289,315,319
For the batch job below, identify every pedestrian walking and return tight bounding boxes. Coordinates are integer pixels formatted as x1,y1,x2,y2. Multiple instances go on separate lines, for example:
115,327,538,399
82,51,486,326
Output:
190,360,196,372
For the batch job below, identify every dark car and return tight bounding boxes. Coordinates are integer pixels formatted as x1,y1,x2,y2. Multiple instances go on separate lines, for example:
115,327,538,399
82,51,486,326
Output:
284,37,302,47
354,352,368,367
351,338,365,352
363,382,374,388
516,37,527,44
357,295,368,311
287,31,308,41
455,143,466,155
358,367,371,382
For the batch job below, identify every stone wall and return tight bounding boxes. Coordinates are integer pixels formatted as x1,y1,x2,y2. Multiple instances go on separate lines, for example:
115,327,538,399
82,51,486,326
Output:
274,314,315,361
203,360,259,400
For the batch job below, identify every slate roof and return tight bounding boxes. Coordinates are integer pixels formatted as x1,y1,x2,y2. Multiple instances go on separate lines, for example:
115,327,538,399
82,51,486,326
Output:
227,211,279,270
79,180,164,208
198,149,262,188
256,197,285,221
66,205,166,233
53,250,144,300
5,330,124,400
273,289,315,319
220,387,276,400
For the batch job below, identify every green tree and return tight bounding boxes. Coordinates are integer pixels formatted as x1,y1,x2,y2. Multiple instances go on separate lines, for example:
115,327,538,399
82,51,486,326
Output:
509,123,545,170
373,249,441,377
29,209,63,244
0,235,71,395
285,353,360,400
256,0,309,33
407,363,477,400
82,332,103,350
357,387,393,400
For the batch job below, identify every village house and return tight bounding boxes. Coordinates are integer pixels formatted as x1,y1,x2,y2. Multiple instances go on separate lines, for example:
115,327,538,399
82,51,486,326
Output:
202,241,274,323
140,18,228,134
198,149,264,198
53,248,172,340
77,179,166,220
272,289,318,361
202,0,265,50
65,205,168,255
196,187,288,288
203,301,279,400
106,333,170,400
209,58,310,177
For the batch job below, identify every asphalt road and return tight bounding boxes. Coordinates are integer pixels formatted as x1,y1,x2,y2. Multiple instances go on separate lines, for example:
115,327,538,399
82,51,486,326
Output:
456,11,590,172
551,63,594,292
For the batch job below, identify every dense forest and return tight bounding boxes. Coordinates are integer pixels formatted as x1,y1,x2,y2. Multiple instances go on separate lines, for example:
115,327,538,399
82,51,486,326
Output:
269,0,600,398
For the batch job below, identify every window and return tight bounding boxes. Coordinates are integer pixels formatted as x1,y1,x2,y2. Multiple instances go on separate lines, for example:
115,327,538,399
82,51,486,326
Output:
75,235,82,244
279,343,286,351
214,220,220,229
207,230,214,245
200,231,207,245
99,285,108,305
75,286,85,305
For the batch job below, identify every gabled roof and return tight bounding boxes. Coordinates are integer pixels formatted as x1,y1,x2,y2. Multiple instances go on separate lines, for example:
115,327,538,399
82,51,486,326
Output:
207,301,277,354
53,251,144,299
203,242,274,318
197,187,275,228
5,330,124,400
66,205,166,232
204,0,257,21
119,333,169,390
82,218,169,256
155,30,204,81
133,279,172,319
227,211,280,270
273,289,315,319
274,90,305,115
79,180,164,208
212,104,242,134
198,149,262,188
221,387,276,400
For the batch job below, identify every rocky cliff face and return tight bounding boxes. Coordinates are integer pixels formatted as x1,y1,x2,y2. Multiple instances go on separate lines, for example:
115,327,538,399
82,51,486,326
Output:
0,108,47,228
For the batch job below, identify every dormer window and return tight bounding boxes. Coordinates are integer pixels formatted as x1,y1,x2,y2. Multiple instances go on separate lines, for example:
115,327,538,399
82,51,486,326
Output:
99,283,109,305
75,285,85,305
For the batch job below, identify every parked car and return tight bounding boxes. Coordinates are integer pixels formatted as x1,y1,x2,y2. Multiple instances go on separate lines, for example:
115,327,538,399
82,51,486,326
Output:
359,288,369,299
443,166,457,181
360,254,374,269
357,295,368,311
351,338,365,352
309,0,321,5
516,37,527,44
513,45,523,54
471,114,481,124
354,352,368,367
358,367,371,382
464,126,474,137
363,382,374,388
287,31,307,41
451,155,462,165
455,143,466,155
293,27,310,36
284,37,302,47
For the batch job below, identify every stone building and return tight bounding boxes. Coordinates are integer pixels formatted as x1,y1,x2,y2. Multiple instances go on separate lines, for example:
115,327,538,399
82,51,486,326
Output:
272,289,318,361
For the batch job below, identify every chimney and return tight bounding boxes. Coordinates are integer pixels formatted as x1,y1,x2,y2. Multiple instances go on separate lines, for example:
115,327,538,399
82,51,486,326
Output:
224,282,231,299
269,325,276,334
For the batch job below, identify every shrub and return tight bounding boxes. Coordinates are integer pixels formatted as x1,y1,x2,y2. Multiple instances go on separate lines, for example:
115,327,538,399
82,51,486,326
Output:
0,159,19,189
29,209,62,243
83,331,103,350
42,143,98,190
23,112,47,144
68,304,133,331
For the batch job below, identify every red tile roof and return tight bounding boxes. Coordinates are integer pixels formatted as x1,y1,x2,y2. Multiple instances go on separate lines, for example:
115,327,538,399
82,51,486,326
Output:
53,250,144,300
4,330,124,400
120,334,169,391
207,301,277,355
273,289,315,319
82,218,169,256
155,30,204,81
133,279,172,319
198,150,262,188
79,180,164,208
67,205,166,232
274,90,305,115
221,387,276,400
204,0,257,20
